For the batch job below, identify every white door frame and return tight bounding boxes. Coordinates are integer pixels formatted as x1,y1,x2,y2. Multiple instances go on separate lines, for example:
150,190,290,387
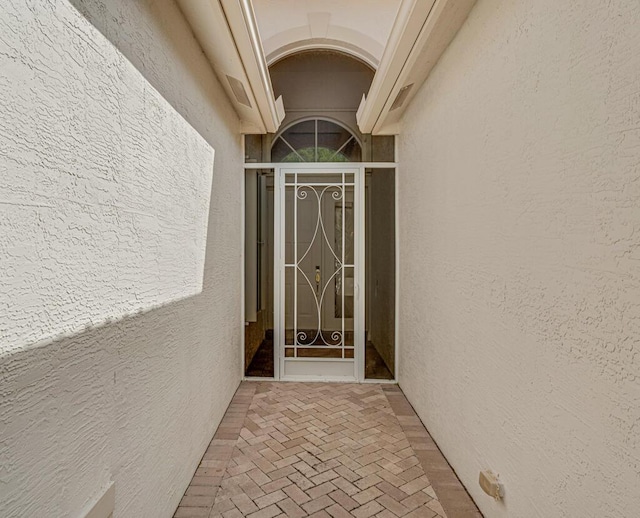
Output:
242,161,398,383
274,164,366,382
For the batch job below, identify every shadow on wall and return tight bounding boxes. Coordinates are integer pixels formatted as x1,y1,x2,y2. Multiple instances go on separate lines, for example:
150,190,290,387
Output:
0,291,232,517
67,0,238,142
0,1,244,516
0,156,240,514
64,0,244,311
61,0,243,301
3,0,217,353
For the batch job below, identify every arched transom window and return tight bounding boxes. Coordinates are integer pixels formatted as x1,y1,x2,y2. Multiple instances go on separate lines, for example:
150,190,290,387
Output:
271,119,362,162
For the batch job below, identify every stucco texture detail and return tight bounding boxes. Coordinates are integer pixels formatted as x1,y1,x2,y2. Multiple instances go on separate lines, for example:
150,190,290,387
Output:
0,1,214,353
398,1,640,517
0,1,242,517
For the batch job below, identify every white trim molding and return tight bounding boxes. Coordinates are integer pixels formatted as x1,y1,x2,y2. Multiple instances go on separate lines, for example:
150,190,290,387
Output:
265,38,380,70
177,0,285,134
356,0,477,135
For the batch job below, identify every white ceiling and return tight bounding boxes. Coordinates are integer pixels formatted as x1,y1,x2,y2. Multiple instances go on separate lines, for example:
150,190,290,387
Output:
252,0,402,67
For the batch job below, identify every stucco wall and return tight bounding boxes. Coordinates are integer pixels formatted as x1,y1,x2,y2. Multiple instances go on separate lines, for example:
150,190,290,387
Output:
0,1,242,517
1,1,215,353
398,1,640,517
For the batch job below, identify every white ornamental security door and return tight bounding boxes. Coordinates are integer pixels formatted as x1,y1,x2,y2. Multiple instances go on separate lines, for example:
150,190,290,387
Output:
274,166,364,381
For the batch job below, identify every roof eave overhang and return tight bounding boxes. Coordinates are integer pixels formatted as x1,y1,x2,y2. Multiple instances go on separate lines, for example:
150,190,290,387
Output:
177,0,285,134
357,0,477,135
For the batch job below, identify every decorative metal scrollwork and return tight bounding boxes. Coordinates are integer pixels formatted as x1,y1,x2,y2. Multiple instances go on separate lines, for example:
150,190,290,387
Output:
293,184,345,347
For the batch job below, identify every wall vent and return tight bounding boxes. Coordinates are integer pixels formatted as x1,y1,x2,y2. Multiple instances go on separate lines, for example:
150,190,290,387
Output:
390,83,414,111
226,75,252,107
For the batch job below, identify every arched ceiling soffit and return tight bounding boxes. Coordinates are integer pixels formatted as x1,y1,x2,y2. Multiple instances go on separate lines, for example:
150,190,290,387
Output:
266,36,378,70
253,0,402,69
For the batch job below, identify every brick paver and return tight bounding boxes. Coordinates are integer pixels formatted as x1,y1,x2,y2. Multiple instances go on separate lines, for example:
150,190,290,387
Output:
174,382,482,517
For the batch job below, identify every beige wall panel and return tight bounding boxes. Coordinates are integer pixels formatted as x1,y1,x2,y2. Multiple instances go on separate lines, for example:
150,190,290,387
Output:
0,1,242,516
398,1,640,516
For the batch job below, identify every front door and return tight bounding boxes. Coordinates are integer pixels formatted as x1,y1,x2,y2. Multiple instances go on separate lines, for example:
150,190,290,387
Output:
274,166,364,380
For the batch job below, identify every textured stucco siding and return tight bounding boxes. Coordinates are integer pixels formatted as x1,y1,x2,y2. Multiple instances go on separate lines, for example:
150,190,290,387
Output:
0,1,215,352
0,1,242,517
398,1,640,517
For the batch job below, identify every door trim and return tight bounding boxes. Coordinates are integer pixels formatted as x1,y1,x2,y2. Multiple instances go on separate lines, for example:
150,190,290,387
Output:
242,161,398,383
274,165,365,382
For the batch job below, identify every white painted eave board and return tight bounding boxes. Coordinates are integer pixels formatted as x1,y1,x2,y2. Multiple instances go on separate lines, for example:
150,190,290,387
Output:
177,0,284,134
357,0,477,135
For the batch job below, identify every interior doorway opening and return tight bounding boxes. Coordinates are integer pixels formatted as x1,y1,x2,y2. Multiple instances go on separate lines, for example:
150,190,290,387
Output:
244,163,396,381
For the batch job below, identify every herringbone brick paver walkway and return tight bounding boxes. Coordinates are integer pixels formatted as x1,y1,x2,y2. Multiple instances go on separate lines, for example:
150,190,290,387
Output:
174,383,482,518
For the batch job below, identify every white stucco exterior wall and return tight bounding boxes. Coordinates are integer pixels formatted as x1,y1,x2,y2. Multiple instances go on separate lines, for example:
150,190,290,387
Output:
0,1,242,517
0,1,215,353
398,1,640,517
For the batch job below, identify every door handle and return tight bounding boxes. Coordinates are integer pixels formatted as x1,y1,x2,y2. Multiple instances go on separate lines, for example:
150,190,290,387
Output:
315,266,321,293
